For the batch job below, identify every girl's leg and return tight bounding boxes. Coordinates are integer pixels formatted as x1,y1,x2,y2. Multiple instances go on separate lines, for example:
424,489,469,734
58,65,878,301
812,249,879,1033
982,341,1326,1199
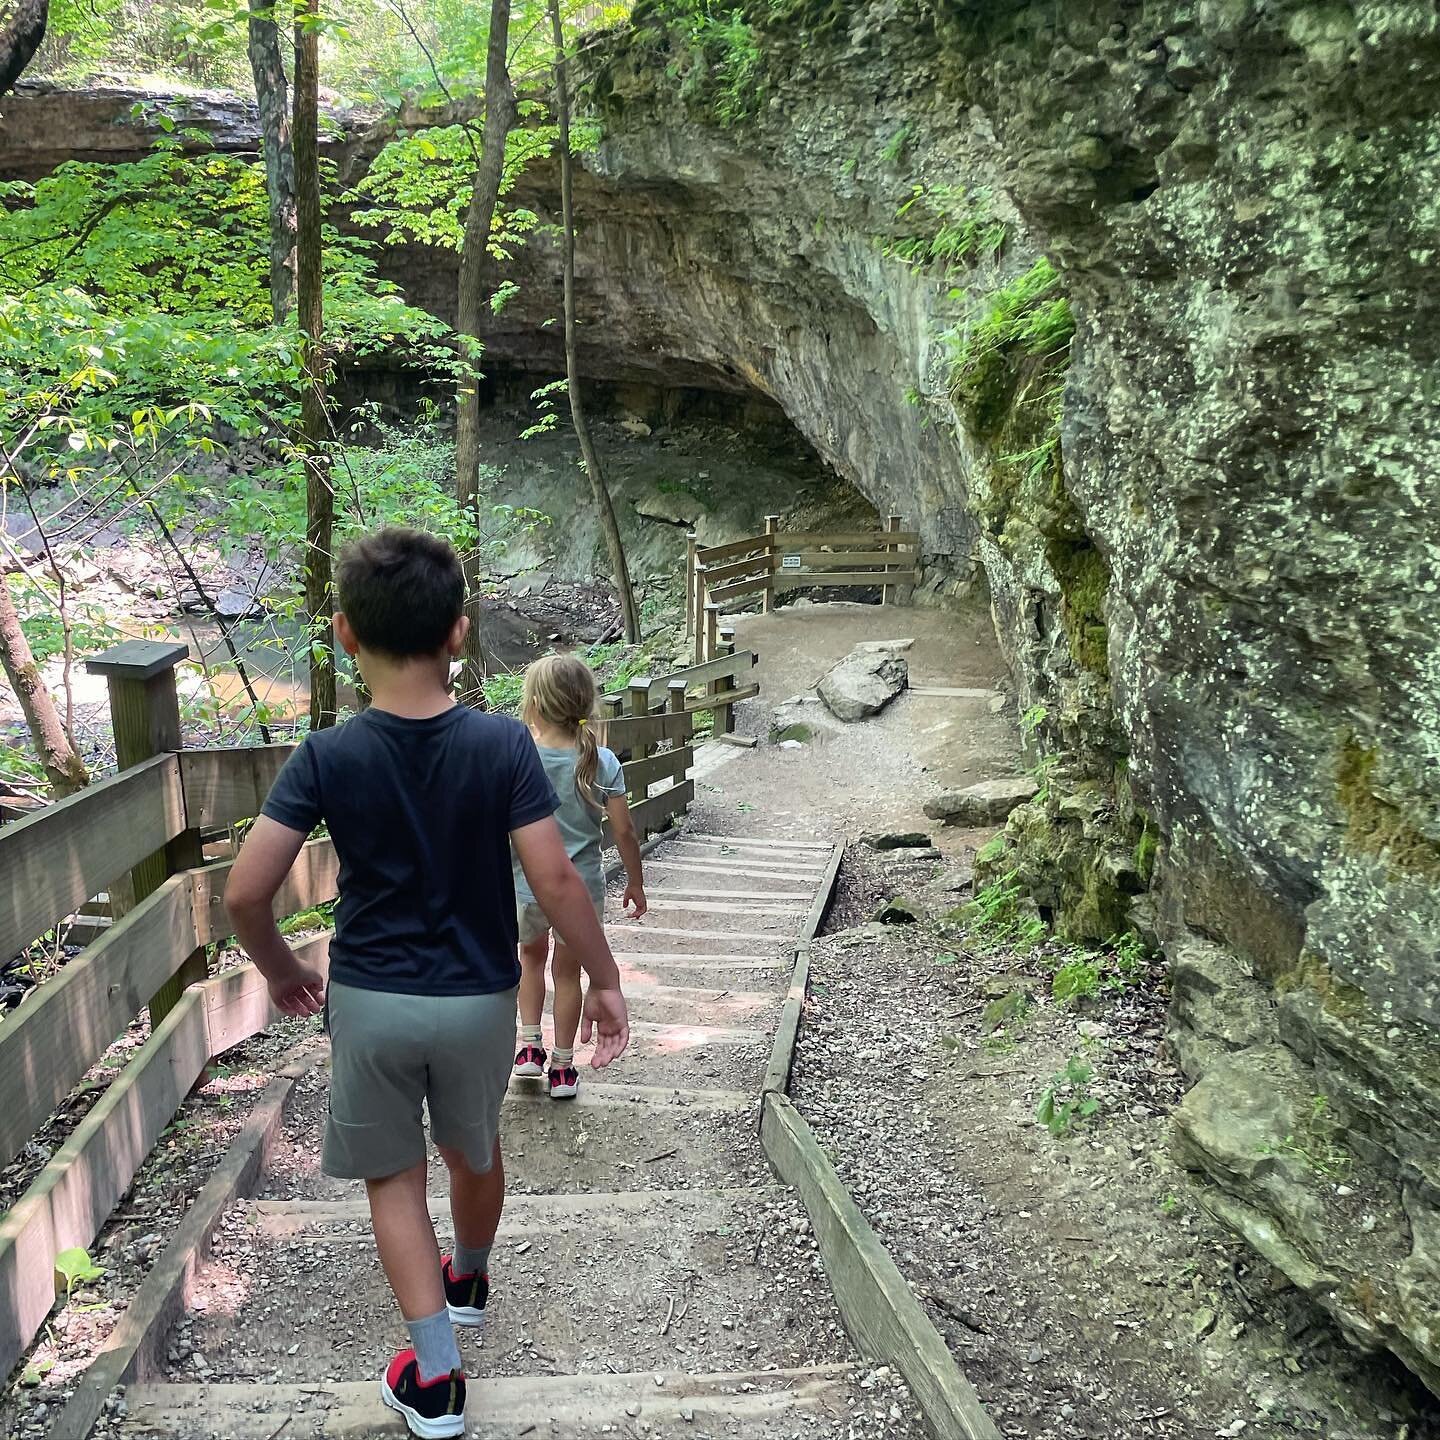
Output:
551,941,583,1053
517,932,550,1029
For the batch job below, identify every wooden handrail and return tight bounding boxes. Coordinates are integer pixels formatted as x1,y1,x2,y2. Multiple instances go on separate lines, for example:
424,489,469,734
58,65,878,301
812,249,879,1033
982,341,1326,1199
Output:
0,755,185,965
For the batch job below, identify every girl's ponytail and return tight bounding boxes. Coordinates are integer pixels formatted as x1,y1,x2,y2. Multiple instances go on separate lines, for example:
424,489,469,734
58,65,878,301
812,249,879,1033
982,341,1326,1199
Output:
521,653,608,813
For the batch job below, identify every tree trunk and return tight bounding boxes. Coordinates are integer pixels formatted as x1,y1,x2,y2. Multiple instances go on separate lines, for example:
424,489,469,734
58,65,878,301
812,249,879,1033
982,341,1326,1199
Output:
294,0,335,730
454,0,516,702
547,0,641,644
0,578,88,796
246,0,296,323
0,0,47,98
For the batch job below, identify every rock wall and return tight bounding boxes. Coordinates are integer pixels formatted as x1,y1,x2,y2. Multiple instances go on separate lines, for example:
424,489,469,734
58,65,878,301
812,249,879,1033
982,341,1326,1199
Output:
3,2,1439,1385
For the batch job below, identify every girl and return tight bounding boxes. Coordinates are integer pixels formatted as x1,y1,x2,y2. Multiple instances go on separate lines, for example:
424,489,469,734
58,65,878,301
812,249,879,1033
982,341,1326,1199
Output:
512,654,647,1098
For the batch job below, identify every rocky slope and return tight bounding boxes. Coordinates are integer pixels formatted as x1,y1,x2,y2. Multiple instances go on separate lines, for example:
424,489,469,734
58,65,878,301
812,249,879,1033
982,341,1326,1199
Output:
2,0,1437,1390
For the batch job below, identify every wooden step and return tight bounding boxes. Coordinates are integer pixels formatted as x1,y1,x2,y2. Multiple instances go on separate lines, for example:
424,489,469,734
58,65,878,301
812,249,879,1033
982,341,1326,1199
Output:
122,1366,854,1437
249,1185,779,1240
607,923,795,945
680,833,833,851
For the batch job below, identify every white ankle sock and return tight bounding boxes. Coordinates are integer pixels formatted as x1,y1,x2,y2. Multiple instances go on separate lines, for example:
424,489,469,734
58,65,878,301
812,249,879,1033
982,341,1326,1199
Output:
551,1046,575,1067
519,1026,543,1047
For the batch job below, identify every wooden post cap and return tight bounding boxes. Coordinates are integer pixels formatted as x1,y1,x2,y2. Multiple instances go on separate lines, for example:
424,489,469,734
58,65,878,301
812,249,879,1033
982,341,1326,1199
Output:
86,640,190,681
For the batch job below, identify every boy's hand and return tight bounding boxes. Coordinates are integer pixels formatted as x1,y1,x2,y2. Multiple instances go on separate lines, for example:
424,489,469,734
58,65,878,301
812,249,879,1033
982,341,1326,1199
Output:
622,883,647,919
581,986,629,1068
267,961,326,1018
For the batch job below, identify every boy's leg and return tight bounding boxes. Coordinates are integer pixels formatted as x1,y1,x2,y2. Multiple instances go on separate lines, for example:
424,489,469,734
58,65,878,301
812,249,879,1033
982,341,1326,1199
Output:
440,1136,504,1279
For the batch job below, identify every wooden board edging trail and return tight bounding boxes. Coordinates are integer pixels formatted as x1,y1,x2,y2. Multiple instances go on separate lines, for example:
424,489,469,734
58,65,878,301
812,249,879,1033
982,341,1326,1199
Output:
756,836,1001,1440
45,1045,325,1440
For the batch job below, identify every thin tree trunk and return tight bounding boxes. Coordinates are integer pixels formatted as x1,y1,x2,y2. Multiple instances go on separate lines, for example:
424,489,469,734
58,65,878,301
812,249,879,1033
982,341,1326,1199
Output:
294,0,335,730
246,0,296,322
0,0,47,98
0,578,88,796
454,0,516,702
547,0,640,643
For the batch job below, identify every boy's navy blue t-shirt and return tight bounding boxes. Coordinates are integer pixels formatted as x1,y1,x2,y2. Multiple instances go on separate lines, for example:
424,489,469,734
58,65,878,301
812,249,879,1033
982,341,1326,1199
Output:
261,706,558,996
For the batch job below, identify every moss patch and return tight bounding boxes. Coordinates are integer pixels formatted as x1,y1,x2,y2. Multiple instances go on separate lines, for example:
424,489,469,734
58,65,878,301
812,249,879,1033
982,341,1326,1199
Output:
1047,535,1111,677
1335,737,1440,880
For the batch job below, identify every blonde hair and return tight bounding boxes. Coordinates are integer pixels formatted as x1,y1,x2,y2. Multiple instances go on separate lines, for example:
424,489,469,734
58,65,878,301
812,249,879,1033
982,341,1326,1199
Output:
521,653,607,813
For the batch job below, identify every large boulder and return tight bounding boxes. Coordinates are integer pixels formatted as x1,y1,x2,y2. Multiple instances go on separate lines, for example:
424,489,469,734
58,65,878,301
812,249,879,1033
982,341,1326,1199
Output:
924,777,1038,826
816,647,907,721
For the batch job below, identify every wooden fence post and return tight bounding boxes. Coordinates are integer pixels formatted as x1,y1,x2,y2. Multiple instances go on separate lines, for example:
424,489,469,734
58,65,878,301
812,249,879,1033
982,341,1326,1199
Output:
625,678,651,804
763,515,779,615
882,514,903,606
693,563,708,661
709,626,738,736
667,679,689,786
86,640,206,1029
702,601,719,664
683,531,698,640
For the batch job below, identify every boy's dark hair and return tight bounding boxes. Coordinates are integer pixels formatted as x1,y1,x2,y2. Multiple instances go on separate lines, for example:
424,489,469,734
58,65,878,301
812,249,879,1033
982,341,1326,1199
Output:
336,527,464,657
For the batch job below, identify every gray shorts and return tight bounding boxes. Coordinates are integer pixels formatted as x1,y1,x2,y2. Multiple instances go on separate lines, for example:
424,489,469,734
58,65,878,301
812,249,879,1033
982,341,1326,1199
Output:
517,894,604,945
323,980,517,1180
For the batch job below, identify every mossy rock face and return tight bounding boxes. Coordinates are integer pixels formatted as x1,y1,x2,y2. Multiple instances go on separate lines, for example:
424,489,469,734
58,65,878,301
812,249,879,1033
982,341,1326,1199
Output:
772,722,814,744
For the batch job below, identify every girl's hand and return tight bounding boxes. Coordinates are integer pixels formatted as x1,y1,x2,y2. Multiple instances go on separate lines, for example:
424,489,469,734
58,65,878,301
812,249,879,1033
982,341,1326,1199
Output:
622,883,647,919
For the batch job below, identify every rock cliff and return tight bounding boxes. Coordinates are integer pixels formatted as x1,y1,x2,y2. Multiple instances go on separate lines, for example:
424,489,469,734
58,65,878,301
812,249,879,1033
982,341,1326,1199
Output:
2,0,1437,1387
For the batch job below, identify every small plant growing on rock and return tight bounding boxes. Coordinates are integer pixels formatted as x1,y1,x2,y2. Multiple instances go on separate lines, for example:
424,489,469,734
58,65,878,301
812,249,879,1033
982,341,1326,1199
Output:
1036,1054,1100,1138
1052,957,1101,1004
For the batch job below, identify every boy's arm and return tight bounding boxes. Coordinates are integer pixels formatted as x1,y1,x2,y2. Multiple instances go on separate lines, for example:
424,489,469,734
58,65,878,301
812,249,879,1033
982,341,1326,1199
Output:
225,816,327,1017
606,795,647,918
511,815,629,1067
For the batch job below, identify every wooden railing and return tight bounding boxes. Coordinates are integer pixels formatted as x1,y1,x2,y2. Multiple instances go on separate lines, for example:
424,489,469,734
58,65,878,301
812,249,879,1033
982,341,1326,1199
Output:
0,638,757,1380
685,515,919,660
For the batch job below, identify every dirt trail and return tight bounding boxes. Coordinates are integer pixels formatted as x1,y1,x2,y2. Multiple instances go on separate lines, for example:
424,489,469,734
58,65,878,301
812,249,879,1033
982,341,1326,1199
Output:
116,827,926,1440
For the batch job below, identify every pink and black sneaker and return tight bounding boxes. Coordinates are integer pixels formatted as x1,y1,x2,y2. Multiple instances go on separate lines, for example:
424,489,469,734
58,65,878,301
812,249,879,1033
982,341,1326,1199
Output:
380,1350,464,1438
441,1255,489,1328
513,1041,547,1078
549,1062,580,1100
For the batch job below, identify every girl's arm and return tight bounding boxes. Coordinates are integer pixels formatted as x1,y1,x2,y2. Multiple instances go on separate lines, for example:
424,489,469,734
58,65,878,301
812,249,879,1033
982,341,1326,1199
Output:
607,794,647,918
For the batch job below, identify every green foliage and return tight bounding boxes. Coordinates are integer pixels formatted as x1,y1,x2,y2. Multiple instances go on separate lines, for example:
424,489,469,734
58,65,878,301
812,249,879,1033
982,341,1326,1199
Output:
946,258,1073,433
54,1246,105,1295
974,834,1007,865
1036,1054,1100,1138
1020,703,1047,735
1051,956,1100,1004
1133,823,1158,884
643,2,764,124
278,902,336,937
956,872,1047,949
883,184,1007,271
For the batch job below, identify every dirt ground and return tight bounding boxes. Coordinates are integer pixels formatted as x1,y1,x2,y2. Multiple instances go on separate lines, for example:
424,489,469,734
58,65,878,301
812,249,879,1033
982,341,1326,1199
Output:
693,598,1439,1440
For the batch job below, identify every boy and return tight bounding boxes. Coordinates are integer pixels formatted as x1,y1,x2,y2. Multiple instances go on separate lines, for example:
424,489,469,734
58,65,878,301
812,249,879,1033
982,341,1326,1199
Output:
225,527,629,1439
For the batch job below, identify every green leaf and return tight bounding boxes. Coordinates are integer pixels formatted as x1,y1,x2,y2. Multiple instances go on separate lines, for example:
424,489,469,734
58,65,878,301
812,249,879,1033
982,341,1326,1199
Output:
55,1245,105,1293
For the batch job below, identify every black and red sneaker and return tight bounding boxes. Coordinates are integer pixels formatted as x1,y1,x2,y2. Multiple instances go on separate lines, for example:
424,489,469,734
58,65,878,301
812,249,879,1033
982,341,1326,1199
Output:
441,1255,489,1328
380,1350,464,1438
548,1062,579,1099
514,1042,547,1078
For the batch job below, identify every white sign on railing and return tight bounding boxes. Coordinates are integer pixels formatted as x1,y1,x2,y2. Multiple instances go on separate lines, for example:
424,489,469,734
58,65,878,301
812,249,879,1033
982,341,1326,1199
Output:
781,553,802,570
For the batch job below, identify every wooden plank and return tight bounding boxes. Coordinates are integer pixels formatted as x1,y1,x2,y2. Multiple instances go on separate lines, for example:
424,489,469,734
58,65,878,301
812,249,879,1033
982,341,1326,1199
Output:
621,744,694,795
761,944,811,1103
178,745,296,829
780,551,909,569
0,989,210,1383
47,1047,324,1440
761,1095,1001,1440
707,574,775,604
603,710,690,755
648,886,813,902
773,569,920,591
647,859,825,883
630,650,756,705
685,683,759,714
703,554,774,586
695,535,773,564
120,1367,854,1438
801,842,845,941
191,836,340,945
681,833,833,851
645,898,805,917
0,755,183,963
0,875,195,1173
778,530,919,547
606,923,787,943
602,779,694,846
198,934,330,1056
